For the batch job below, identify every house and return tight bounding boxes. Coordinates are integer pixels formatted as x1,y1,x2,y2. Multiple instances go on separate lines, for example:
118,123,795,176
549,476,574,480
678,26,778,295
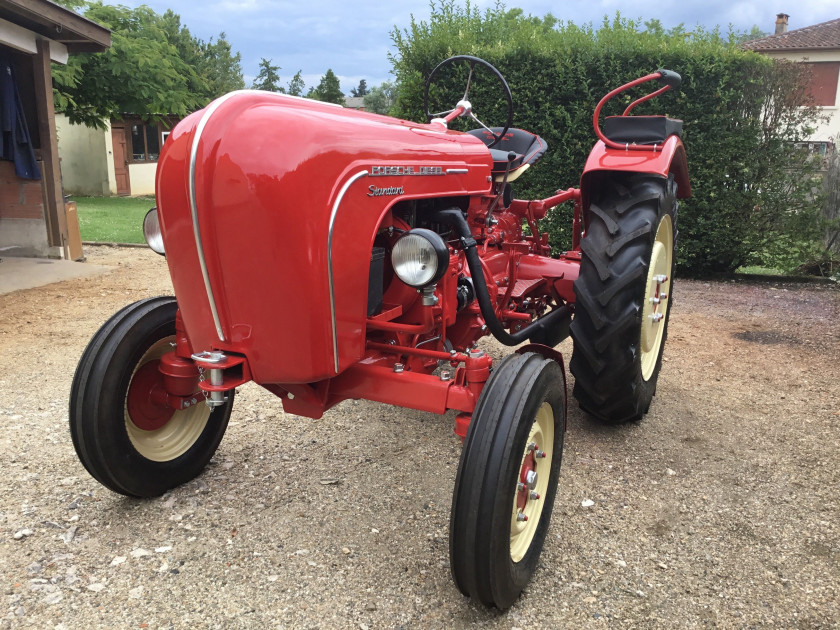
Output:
0,0,109,258
57,114,181,197
344,96,366,110
743,14,840,155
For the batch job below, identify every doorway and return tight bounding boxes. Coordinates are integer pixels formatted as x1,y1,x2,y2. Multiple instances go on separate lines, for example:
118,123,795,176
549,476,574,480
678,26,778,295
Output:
111,124,130,196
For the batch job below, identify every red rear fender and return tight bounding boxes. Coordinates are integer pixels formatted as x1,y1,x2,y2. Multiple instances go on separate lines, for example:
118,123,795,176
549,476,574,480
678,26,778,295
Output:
579,136,690,227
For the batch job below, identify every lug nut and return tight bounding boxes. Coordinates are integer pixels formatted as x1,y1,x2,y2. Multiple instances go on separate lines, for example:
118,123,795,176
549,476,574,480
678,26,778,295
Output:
535,450,547,459
517,482,525,492
516,512,528,522
660,292,669,300
530,491,540,500
655,274,668,284
527,442,537,452
649,296,660,304
649,313,664,322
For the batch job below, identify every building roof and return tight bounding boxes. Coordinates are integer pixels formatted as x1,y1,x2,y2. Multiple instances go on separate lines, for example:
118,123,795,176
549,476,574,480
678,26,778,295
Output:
743,17,840,52
345,96,365,109
0,0,110,53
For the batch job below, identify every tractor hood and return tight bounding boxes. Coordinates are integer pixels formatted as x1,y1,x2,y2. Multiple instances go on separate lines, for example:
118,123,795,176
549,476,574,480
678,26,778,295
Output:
155,91,493,384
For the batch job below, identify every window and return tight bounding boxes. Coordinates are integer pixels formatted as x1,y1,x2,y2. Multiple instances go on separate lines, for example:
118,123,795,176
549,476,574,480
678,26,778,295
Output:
795,141,832,157
129,122,163,162
804,62,840,107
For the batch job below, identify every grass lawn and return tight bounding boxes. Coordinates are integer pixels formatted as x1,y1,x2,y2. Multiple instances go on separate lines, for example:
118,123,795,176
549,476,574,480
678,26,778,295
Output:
735,265,789,276
74,195,155,244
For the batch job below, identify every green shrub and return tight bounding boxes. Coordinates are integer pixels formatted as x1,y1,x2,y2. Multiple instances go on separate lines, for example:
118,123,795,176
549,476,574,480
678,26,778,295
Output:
390,3,824,275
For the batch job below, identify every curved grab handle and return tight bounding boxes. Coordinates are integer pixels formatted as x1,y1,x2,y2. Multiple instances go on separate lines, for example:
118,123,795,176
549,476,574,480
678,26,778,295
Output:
656,69,682,90
592,70,681,151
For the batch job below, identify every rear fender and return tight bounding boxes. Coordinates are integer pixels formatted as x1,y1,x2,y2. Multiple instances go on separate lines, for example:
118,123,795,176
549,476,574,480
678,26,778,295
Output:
579,135,689,230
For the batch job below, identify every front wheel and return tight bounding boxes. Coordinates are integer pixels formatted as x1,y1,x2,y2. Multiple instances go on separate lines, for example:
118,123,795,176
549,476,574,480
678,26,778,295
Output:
570,174,677,423
70,297,234,497
450,352,566,609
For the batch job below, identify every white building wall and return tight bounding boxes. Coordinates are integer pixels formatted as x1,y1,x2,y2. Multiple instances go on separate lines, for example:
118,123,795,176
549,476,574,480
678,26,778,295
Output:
762,50,840,145
127,163,157,197
56,114,113,196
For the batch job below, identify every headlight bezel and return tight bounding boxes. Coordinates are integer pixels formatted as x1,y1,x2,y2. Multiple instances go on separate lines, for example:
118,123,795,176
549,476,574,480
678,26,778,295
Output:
390,228,449,288
143,207,165,256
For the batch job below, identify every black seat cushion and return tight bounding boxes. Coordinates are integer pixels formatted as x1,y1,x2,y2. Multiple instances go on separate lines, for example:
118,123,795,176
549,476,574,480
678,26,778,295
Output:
603,116,683,145
467,127,547,173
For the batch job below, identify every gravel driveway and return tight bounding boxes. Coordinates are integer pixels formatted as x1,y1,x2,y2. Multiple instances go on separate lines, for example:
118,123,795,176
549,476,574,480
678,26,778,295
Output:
1,247,838,629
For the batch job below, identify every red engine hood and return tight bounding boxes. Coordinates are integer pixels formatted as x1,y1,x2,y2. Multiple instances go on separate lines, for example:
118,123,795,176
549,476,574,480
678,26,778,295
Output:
156,91,492,384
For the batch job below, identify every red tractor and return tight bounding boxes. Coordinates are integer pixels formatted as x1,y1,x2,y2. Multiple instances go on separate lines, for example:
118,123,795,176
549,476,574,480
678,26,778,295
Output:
71,56,689,608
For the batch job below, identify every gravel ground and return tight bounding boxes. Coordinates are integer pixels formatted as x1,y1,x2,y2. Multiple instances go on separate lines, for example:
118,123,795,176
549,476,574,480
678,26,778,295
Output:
1,246,838,629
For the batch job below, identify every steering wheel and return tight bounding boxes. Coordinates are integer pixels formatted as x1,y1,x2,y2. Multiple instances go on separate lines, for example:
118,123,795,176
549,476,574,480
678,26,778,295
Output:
424,55,513,149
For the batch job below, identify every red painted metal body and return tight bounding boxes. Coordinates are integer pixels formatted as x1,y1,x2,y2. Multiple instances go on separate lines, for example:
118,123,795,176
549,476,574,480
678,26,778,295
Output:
157,93,492,385
152,70,689,428
582,136,690,197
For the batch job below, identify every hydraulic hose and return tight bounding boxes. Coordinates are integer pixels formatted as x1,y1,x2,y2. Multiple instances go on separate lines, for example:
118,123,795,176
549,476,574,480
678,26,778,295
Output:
433,208,572,347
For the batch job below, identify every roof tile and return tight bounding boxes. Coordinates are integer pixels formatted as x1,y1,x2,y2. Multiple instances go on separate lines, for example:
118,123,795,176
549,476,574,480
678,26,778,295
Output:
743,17,840,51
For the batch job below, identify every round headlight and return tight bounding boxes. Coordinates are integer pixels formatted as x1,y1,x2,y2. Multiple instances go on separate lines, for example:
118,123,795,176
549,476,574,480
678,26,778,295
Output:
143,207,165,255
391,228,449,288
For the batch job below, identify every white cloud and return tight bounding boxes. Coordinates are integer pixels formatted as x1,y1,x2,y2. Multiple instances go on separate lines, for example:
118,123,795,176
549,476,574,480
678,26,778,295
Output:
122,0,839,94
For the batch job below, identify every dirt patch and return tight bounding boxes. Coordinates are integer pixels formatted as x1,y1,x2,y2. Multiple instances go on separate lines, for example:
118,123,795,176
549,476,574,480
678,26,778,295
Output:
1,248,838,628
732,329,801,345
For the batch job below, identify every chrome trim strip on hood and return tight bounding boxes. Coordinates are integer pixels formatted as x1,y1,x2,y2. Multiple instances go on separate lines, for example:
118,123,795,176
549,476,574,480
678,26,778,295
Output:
328,170,369,373
188,90,251,342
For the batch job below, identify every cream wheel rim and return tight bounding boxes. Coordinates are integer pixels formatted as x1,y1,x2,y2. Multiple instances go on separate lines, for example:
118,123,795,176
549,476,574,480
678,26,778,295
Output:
640,215,673,381
510,402,554,563
124,338,211,462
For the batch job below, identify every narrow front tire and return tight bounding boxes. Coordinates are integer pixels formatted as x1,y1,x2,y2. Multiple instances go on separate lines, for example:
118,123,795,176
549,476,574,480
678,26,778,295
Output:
450,352,566,609
70,297,234,498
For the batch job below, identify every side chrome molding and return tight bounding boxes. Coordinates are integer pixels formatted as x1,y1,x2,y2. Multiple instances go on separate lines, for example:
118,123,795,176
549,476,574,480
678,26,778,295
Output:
328,170,369,373
188,90,251,342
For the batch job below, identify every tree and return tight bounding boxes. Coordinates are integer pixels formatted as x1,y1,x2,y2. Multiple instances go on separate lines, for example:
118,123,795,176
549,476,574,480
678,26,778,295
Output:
389,1,825,274
287,70,305,96
363,81,397,114
200,33,245,96
52,2,244,127
311,69,345,104
350,79,368,97
251,58,284,92
732,25,768,44
53,3,207,128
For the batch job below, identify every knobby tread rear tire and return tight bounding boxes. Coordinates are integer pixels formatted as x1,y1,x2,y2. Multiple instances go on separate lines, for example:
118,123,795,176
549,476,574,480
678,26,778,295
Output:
450,352,565,609
70,297,234,497
570,174,678,424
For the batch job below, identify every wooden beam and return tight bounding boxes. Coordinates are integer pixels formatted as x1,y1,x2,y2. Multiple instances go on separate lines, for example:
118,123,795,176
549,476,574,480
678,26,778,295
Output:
4,0,110,50
33,38,68,258
0,18,68,62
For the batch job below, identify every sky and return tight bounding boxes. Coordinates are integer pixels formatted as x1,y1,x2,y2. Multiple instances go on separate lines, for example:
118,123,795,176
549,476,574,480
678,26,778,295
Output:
119,0,839,94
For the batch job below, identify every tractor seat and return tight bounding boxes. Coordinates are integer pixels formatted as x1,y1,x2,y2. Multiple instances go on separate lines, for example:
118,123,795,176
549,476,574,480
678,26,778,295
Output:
467,128,547,181
603,116,683,145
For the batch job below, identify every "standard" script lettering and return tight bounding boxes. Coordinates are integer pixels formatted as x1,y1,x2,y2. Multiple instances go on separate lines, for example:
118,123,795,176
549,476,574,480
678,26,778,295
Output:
367,185,405,197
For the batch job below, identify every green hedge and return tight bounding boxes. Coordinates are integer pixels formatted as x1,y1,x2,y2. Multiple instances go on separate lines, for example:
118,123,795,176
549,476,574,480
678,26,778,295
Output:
390,4,821,275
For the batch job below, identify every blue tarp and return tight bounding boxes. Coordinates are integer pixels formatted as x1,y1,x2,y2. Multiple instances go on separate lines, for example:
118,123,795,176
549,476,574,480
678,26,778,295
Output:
0,51,41,180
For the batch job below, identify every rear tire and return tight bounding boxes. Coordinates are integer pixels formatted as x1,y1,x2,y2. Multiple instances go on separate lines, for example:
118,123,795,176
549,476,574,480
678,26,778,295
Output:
450,353,565,609
570,174,677,424
70,297,234,497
